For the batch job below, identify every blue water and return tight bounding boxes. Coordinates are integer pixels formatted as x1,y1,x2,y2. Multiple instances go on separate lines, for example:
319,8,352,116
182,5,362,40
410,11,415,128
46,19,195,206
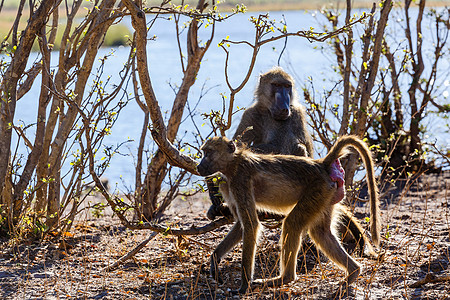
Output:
10,8,450,190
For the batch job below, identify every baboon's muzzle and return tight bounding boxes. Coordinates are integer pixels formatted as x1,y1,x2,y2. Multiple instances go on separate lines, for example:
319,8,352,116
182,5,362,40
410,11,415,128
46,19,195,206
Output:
197,163,211,177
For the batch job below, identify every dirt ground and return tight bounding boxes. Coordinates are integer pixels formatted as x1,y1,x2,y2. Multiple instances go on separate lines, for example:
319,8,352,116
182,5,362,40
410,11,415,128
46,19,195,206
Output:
1,172,449,299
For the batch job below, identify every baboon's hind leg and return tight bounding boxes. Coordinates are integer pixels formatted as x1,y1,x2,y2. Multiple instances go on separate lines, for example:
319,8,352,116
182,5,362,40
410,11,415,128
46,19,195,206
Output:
309,216,361,284
254,200,310,287
337,205,379,259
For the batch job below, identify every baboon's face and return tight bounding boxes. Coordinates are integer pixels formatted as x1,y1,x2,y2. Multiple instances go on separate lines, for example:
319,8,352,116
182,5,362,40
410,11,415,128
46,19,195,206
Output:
260,72,293,121
197,137,236,177
270,77,292,120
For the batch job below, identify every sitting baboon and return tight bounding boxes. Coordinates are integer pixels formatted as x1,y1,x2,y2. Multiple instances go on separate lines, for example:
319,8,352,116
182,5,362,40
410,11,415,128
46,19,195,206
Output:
207,67,375,257
207,67,314,219
235,67,313,156
197,135,380,294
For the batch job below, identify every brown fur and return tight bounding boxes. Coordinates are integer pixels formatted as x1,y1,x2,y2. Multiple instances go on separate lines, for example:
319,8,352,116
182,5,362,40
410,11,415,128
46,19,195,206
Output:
234,67,313,157
205,67,312,219
198,135,380,294
210,67,377,258
245,68,377,258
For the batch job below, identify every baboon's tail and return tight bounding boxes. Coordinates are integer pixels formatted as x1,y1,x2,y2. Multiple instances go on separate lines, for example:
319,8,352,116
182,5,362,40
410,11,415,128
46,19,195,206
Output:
323,135,380,246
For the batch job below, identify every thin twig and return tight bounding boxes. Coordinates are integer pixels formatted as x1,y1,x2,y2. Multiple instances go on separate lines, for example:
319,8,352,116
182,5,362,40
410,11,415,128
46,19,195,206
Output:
103,231,158,271
409,273,450,288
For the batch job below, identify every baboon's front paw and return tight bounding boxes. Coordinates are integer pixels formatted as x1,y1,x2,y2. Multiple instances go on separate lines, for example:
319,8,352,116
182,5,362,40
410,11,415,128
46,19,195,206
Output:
346,266,360,284
227,279,251,295
236,284,249,295
373,248,386,261
228,289,245,296
206,204,232,220
333,280,353,298
206,205,219,220
210,261,223,284
210,269,223,284
211,274,223,284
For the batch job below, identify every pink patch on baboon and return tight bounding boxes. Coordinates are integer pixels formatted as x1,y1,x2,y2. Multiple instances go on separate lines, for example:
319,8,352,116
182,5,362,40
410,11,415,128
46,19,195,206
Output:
330,159,345,204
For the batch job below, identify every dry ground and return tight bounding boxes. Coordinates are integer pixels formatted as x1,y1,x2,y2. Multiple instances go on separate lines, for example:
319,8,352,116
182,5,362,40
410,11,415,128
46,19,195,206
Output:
1,172,449,299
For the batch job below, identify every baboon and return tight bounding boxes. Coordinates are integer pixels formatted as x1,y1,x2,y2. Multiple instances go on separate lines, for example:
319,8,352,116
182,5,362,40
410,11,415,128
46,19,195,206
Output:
197,135,380,294
207,67,374,257
235,67,313,157
207,67,314,219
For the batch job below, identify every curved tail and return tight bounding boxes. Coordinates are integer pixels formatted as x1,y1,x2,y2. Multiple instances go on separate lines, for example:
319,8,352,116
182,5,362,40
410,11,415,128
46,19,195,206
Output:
323,135,380,246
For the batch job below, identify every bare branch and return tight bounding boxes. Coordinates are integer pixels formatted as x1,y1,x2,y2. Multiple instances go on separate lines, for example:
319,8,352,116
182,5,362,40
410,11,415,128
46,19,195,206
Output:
122,0,199,175
409,273,450,288
102,231,158,271
338,0,354,136
218,12,369,136
356,0,392,136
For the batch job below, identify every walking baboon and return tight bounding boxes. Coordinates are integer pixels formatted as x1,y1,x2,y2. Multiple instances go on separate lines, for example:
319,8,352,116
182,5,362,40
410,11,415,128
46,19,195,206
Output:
206,67,374,257
198,135,380,294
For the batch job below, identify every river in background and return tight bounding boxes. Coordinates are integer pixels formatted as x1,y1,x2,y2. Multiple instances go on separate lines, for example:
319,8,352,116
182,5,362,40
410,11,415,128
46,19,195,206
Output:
11,8,450,191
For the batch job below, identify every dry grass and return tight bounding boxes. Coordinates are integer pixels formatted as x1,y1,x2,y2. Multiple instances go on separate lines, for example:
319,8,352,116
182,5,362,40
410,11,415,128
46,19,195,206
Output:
1,172,449,299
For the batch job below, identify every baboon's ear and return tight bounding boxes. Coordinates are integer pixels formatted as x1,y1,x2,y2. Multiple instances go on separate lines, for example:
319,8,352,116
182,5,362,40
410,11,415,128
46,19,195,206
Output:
227,140,236,153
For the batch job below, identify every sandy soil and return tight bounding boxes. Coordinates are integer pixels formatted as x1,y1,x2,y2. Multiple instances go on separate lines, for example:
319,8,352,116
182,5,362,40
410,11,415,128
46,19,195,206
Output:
1,172,449,299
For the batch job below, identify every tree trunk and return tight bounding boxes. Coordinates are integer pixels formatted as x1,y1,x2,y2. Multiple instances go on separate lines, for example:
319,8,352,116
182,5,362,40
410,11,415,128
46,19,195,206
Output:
406,0,425,156
123,0,209,221
0,0,57,224
44,0,117,228
345,0,392,187
13,26,52,217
